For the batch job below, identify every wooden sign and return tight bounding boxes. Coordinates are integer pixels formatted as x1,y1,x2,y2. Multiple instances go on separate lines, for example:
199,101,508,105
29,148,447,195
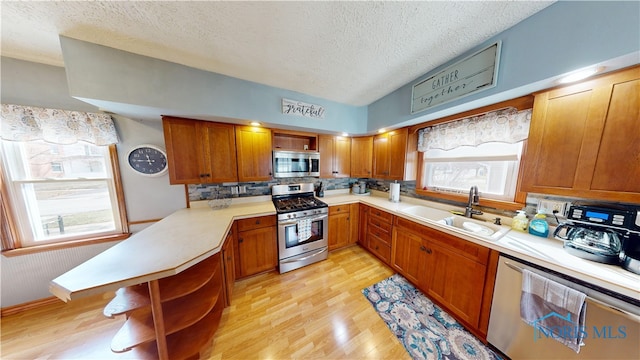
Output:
282,98,325,119
411,41,501,114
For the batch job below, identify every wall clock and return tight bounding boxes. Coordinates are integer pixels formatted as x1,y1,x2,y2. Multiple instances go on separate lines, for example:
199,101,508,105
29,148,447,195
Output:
127,144,168,177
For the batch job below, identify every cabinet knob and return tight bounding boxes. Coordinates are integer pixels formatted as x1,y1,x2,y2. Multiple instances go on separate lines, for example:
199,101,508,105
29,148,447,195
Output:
255,220,261,224
426,248,432,254
420,245,426,252
238,238,243,243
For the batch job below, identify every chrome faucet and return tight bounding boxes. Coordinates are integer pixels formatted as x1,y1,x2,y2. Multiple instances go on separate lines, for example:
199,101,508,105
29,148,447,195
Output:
465,186,483,218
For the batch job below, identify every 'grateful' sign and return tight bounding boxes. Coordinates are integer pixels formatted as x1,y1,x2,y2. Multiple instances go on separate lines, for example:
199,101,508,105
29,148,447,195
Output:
282,98,325,119
411,42,501,114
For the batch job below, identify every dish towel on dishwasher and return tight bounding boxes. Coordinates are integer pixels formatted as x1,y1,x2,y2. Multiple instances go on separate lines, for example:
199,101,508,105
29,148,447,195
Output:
297,218,312,242
520,269,587,353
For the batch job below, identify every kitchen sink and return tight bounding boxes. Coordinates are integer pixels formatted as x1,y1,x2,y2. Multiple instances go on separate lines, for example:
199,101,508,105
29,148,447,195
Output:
400,205,452,221
400,205,510,241
436,216,510,241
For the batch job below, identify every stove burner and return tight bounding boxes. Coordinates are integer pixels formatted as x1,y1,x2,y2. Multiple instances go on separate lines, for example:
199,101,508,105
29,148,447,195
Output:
273,194,327,213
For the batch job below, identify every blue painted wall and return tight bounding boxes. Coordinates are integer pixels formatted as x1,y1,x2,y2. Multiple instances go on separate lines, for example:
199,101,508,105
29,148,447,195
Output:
367,1,640,131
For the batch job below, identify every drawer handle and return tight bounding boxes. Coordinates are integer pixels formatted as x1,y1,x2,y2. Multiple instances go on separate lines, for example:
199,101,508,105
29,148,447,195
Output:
255,220,261,224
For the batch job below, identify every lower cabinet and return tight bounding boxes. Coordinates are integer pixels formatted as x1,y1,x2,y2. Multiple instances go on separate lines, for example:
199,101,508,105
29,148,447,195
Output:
391,216,498,340
222,229,236,306
235,215,278,278
366,207,394,265
328,204,359,251
103,252,227,359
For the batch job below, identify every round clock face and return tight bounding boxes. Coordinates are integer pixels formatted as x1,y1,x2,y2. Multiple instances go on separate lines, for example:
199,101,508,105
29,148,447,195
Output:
127,145,168,176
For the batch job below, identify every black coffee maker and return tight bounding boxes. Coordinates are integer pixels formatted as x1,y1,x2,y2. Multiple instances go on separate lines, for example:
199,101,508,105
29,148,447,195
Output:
554,204,640,274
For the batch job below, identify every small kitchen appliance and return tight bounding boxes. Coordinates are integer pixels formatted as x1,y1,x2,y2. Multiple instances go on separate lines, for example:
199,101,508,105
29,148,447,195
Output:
272,183,328,273
554,204,640,273
272,150,320,178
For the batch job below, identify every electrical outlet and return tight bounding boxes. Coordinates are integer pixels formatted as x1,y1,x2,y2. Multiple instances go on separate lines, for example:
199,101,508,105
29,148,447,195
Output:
238,185,247,194
230,186,239,195
537,199,569,216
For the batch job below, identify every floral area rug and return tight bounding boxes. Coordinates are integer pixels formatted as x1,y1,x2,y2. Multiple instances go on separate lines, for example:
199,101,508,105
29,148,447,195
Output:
362,274,502,360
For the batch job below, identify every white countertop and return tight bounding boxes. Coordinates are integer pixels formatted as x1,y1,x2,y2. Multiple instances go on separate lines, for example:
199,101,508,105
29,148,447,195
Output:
49,199,275,301
50,189,640,302
321,189,640,300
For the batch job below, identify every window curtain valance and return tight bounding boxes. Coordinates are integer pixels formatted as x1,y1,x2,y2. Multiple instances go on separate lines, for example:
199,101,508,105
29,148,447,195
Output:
417,107,532,152
0,104,119,145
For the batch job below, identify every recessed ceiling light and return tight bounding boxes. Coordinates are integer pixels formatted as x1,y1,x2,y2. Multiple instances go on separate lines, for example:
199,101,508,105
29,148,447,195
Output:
341,132,349,137
378,128,386,133
558,67,602,84
250,121,261,126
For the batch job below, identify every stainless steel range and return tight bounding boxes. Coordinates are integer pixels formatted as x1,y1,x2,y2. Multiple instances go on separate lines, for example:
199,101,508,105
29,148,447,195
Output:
272,183,328,273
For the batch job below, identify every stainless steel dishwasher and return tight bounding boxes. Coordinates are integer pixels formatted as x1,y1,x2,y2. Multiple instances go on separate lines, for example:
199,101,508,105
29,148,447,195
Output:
487,255,640,359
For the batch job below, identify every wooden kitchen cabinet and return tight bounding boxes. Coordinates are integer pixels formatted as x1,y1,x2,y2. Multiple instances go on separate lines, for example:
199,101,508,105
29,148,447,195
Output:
328,203,359,251
319,135,351,178
351,136,373,178
358,204,369,248
235,215,278,277
235,125,273,182
366,207,394,265
162,117,238,184
222,229,235,306
522,65,640,203
103,253,226,359
372,127,417,180
391,216,496,340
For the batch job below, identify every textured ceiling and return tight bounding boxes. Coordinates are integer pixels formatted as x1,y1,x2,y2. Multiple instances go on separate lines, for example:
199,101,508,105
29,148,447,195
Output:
1,1,554,106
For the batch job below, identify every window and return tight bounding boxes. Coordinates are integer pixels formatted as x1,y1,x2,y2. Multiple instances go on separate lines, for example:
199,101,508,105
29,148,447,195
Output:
1,140,127,248
420,142,523,201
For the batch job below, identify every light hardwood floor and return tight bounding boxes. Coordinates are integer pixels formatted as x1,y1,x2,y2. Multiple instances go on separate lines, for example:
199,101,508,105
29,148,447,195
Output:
1,245,410,359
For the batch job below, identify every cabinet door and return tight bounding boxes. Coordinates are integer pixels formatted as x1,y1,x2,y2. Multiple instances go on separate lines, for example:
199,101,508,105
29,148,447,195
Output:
349,203,359,245
351,136,373,178
318,135,336,178
221,232,235,306
387,128,409,180
391,228,428,288
358,204,369,248
237,226,277,277
319,135,351,178
372,133,389,178
236,126,273,182
163,117,208,184
202,122,238,183
590,76,640,194
333,136,351,177
522,66,640,202
328,210,350,251
424,241,487,328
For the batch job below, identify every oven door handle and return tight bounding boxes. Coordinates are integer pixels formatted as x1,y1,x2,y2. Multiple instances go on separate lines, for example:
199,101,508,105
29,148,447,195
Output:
279,214,328,226
280,247,328,264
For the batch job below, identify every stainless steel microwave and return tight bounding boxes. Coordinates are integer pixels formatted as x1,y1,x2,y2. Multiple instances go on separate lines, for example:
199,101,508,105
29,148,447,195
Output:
272,150,320,178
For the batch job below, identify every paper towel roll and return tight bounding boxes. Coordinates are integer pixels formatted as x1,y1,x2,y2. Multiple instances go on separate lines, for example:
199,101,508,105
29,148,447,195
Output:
390,182,400,202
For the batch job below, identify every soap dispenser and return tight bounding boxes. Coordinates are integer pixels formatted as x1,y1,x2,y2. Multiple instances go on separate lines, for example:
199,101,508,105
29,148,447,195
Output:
529,211,549,238
511,210,529,232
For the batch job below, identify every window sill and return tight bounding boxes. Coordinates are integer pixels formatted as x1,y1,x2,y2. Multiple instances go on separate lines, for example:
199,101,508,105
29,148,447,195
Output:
415,189,525,212
1,233,130,257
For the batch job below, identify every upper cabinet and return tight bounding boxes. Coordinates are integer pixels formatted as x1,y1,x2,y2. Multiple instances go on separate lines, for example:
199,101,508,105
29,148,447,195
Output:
521,66,640,203
351,136,373,178
272,130,318,151
318,135,351,178
372,127,417,181
235,126,273,182
162,117,238,184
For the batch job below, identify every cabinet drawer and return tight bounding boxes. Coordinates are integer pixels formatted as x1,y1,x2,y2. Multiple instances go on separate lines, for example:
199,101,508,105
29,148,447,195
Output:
369,235,391,264
236,215,276,232
368,218,392,239
369,208,393,223
329,205,350,215
424,227,490,265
